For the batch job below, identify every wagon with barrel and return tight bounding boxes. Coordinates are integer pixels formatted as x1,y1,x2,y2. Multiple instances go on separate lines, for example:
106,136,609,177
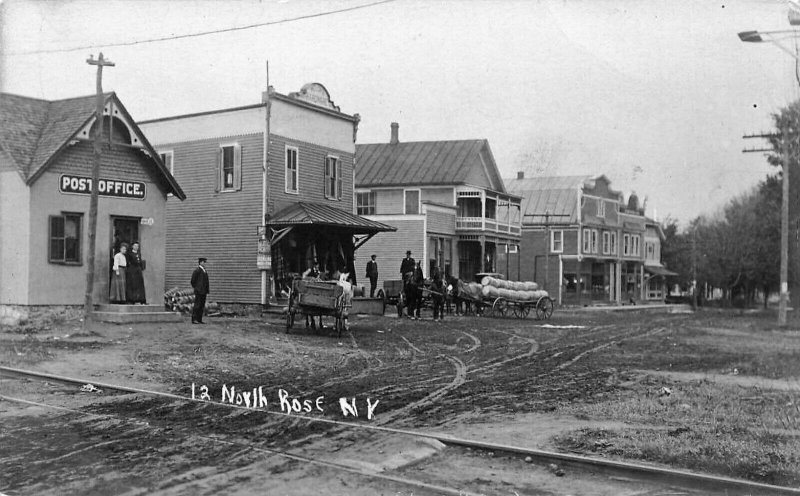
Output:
454,274,554,320
285,279,349,337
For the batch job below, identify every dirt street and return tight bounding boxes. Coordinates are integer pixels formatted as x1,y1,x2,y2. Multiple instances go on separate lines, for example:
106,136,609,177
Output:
1,307,799,495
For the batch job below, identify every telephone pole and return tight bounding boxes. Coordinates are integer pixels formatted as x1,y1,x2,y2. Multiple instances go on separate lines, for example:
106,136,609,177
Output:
83,53,115,330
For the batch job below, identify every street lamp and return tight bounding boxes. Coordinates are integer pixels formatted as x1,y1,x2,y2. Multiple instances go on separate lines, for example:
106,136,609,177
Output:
738,29,796,326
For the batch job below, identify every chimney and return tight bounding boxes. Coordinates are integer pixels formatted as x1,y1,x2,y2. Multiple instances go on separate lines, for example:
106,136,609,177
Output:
517,171,524,180
390,122,399,144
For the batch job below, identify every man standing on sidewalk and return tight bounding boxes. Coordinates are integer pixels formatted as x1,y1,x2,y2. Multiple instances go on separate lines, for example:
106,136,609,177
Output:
191,257,210,324
366,254,379,297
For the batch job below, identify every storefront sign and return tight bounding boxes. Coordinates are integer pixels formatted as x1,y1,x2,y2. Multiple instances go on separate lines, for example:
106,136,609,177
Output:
59,175,146,200
257,239,271,269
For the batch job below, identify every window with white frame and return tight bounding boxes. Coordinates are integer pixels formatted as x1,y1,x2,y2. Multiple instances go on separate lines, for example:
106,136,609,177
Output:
623,234,631,256
610,232,617,255
632,234,641,256
646,241,656,261
159,151,174,175
324,156,342,199
405,189,420,214
356,191,376,215
591,229,598,253
217,143,241,192
582,228,591,253
506,244,518,254
285,147,298,193
49,212,82,264
602,231,610,254
551,230,563,253
597,199,605,217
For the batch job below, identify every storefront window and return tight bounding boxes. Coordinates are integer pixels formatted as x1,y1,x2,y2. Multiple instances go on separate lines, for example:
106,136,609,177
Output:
49,213,82,264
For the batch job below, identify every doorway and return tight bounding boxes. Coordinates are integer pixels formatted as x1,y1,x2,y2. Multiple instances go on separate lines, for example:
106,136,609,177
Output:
110,217,140,295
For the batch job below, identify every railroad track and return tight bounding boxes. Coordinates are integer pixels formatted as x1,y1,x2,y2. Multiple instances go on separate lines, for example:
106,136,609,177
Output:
2,365,798,496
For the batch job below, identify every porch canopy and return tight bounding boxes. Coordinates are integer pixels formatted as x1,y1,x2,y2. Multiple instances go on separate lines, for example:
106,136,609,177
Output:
265,202,396,288
645,264,678,277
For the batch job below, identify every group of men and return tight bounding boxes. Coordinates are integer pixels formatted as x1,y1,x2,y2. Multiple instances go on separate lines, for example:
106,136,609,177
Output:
365,250,445,321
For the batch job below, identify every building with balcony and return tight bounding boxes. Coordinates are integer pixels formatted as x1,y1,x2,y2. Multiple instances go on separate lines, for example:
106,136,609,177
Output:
505,173,666,306
354,123,521,289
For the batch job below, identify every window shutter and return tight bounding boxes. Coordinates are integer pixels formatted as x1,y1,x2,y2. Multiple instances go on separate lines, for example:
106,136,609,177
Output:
336,159,342,199
234,143,242,191
214,148,221,192
324,158,331,198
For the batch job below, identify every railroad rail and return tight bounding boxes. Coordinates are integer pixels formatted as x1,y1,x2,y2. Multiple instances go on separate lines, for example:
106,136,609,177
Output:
2,365,799,496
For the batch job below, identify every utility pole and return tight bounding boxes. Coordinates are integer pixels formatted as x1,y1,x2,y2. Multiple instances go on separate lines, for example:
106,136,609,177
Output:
83,53,115,330
743,129,789,325
779,123,790,325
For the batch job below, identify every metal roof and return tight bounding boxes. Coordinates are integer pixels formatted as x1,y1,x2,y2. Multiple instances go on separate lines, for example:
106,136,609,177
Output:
505,175,594,225
265,202,397,233
355,139,506,191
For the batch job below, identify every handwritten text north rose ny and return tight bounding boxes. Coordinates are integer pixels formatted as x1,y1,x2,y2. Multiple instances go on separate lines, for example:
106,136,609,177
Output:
191,384,380,420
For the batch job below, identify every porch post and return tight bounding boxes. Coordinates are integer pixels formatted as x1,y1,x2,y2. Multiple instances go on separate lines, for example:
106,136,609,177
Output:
480,235,486,274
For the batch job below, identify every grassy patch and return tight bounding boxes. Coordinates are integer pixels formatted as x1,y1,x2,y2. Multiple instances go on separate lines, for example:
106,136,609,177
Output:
556,374,800,486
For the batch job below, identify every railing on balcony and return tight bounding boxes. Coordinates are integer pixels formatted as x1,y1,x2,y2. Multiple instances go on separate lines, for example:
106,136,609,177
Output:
456,216,521,236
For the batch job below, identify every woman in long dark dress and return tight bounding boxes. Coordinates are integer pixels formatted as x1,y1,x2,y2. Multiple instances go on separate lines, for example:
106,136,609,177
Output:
125,241,147,304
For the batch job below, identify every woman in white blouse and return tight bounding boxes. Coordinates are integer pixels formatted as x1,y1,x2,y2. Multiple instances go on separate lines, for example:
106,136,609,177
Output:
110,243,128,303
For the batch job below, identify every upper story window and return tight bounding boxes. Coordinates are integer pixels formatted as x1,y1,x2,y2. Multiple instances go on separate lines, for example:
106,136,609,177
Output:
582,228,591,253
357,191,376,215
591,229,598,253
632,234,641,256
217,143,241,192
646,241,656,261
597,199,606,217
49,213,82,264
610,232,617,255
405,189,420,214
159,151,174,175
602,231,610,254
551,230,563,253
325,156,342,200
285,146,298,194
623,234,631,256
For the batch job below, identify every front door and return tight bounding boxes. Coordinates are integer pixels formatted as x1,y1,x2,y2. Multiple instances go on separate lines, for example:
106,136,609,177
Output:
110,217,140,298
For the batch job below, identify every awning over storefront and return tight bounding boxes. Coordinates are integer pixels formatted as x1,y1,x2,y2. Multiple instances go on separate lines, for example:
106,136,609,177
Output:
266,202,395,233
645,265,678,277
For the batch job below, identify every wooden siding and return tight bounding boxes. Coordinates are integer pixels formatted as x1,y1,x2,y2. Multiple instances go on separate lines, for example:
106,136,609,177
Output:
164,133,263,303
354,218,425,292
421,187,454,205
267,134,354,216
49,140,165,186
376,188,404,215
426,209,456,235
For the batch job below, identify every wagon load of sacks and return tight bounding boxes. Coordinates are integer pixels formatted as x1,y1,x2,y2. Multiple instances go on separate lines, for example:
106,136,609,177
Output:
479,276,548,301
164,287,220,315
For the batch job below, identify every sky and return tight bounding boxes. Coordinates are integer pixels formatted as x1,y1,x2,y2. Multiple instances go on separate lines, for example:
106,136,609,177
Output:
2,0,800,227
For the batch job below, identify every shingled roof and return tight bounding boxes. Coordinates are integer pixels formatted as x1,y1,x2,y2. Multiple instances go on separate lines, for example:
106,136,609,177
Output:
0,91,184,198
355,139,507,192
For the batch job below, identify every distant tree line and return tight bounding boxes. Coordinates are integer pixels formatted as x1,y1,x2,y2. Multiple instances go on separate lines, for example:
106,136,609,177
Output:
661,101,800,308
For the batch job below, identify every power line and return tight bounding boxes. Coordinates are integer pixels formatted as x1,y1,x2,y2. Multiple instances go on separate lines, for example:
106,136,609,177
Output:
7,0,397,56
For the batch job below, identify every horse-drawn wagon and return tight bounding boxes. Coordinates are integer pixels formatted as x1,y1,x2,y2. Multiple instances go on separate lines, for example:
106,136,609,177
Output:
453,274,554,320
285,279,349,337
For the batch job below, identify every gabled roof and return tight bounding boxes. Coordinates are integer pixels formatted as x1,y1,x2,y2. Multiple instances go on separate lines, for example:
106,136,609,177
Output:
355,139,506,191
505,175,594,225
0,91,185,199
265,202,397,233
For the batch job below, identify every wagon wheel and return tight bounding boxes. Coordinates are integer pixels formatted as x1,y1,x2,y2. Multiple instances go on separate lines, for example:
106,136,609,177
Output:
491,297,508,318
513,302,530,319
536,297,554,320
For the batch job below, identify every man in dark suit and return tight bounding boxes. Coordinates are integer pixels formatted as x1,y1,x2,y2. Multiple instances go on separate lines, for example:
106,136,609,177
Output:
191,258,210,324
366,254,379,297
400,250,415,278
